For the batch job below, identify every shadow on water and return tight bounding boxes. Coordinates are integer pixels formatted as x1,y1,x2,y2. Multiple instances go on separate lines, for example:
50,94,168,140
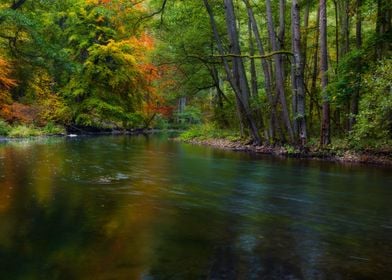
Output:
0,134,391,279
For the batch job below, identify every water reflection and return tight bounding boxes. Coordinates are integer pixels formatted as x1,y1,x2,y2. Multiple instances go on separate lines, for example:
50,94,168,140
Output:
0,135,391,279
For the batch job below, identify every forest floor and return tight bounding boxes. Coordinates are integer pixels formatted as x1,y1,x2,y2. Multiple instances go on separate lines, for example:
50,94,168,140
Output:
179,137,392,166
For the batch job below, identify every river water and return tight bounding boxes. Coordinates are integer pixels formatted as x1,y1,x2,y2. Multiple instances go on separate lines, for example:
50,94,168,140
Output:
0,134,391,279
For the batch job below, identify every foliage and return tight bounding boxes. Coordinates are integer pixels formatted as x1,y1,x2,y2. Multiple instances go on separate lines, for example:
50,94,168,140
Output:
0,0,168,131
42,122,66,135
0,119,11,136
0,0,390,153
352,59,392,142
153,114,170,130
174,106,203,128
328,49,367,106
179,123,241,142
0,103,39,124
8,125,42,138
0,57,17,104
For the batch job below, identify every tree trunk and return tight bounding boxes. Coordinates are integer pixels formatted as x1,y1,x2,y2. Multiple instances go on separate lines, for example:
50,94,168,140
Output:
333,0,339,71
203,0,261,145
224,0,261,144
244,0,277,142
319,0,331,146
265,0,294,142
301,0,310,77
291,0,307,145
210,65,230,127
339,0,351,131
350,0,362,130
248,17,264,131
376,0,392,59
248,19,258,99
309,7,321,133
339,0,350,59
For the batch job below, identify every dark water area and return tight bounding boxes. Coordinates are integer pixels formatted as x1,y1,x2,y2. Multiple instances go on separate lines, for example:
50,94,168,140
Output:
0,134,391,280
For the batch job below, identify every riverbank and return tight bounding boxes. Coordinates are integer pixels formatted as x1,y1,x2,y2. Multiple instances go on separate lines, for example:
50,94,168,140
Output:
0,127,175,142
180,137,392,166
0,119,170,141
176,124,392,166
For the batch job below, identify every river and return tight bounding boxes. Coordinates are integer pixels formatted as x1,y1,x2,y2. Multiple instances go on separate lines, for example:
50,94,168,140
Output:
0,134,391,279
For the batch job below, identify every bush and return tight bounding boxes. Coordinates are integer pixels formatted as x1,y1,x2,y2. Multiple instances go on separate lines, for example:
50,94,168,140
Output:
42,122,65,135
153,114,170,130
0,119,11,136
179,123,241,141
352,59,392,143
8,125,42,138
174,106,203,129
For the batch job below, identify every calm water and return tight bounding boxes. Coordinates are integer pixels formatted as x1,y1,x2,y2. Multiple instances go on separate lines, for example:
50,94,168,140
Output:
0,135,391,280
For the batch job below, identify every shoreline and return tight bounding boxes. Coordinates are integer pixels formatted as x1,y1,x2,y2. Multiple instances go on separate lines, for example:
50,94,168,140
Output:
180,138,392,167
2,132,391,166
0,129,178,142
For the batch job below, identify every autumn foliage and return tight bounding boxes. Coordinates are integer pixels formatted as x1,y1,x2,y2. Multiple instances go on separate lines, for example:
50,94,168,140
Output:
0,103,40,124
0,57,16,104
0,0,177,131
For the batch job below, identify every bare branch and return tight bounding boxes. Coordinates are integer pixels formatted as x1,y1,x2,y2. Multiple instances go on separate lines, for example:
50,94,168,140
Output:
134,0,168,29
212,50,294,59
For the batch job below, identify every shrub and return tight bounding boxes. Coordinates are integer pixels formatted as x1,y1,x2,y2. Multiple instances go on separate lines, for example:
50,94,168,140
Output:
0,119,11,136
352,59,392,143
153,114,170,130
174,106,203,129
42,122,65,135
179,123,241,141
8,125,42,138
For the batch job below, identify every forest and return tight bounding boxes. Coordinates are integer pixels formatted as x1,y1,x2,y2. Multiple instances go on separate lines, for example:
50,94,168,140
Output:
0,0,391,151
1,1,392,278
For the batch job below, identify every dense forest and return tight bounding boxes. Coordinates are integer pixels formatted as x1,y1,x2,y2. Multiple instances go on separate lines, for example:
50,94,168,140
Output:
0,0,391,149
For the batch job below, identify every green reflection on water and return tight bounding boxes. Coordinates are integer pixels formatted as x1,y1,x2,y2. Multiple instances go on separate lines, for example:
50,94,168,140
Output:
0,135,391,279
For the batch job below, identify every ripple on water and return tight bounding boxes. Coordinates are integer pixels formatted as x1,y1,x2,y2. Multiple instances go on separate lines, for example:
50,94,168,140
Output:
93,172,130,185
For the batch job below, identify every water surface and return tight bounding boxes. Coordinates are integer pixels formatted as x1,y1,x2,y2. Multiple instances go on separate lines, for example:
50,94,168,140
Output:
0,135,391,279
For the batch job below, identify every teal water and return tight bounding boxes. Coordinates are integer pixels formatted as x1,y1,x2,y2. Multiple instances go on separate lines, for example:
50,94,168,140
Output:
0,135,391,279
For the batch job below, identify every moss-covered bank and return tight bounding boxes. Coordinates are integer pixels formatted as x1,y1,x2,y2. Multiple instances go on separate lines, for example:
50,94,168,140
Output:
177,125,392,166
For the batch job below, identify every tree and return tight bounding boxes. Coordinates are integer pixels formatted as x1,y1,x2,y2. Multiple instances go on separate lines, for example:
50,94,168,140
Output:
319,0,330,146
244,0,278,142
291,0,307,145
349,0,362,130
0,57,16,104
203,0,261,145
265,0,294,142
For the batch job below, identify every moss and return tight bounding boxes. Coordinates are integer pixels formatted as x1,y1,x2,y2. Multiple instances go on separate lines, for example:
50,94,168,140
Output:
178,124,242,142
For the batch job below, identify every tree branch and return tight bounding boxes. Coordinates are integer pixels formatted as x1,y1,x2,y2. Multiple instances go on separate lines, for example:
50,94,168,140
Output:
134,0,168,29
212,50,294,59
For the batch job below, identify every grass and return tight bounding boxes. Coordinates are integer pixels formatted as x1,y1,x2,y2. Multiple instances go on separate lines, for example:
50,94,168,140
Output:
178,123,242,142
0,120,65,138
179,124,392,157
8,125,43,138
42,122,66,135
